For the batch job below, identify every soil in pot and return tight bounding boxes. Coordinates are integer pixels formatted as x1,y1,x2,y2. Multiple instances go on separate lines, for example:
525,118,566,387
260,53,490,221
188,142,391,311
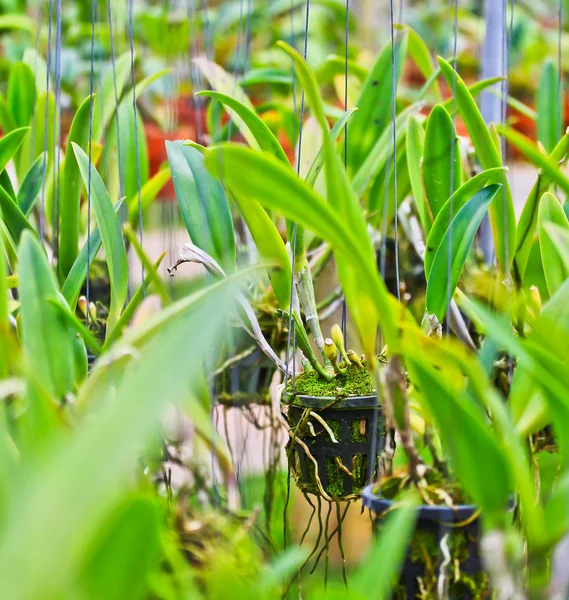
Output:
282,364,383,501
363,474,496,600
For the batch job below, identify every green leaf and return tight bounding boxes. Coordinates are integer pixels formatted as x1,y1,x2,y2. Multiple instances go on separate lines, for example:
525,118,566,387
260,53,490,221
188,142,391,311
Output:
0,184,33,243
352,102,423,196
0,274,241,600
18,231,75,399
304,107,358,188
17,152,46,217
537,58,563,154
538,193,569,296
0,93,15,134
403,25,442,102
0,14,35,33
351,495,418,600
426,184,501,320
0,127,30,173
514,131,569,280
7,63,35,129
425,167,508,276
438,57,516,273
205,144,399,354
59,95,94,279
0,206,9,378
406,115,429,233
166,141,236,272
79,497,162,600
61,199,124,310
72,144,128,333
347,32,408,173
48,296,102,357
194,57,259,149
196,90,288,163
422,105,461,220
405,346,511,520
126,166,171,228
277,40,397,359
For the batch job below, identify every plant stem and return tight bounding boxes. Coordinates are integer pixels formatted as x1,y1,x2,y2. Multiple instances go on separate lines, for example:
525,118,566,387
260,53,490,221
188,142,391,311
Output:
296,257,327,361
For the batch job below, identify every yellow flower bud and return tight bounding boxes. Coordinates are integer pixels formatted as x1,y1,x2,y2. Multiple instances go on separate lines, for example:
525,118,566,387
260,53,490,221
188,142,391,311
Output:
88,302,97,323
347,350,363,368
324,338,338,363
78,296,87,317
331,324,350,364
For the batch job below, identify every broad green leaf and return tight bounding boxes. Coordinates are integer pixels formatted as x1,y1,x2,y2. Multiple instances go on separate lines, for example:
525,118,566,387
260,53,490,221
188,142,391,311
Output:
352,495,417,599
194,57,259,149
403,25,442,102
22,48,47,95
0,220,17,270
441,76,504,112
0,274,241,600
422,104,461,220
111,101,149,205
61,199,124,310
17,152,46,216
406,115,429,232
438,57,515,274
537,58,563,154
514,131,569,280
59,95,94,279
0,169,15,200
79,497,162,600
0,206,8,378
48,296,102,357
405,345,511,521
425,168,508,276
0,93,15,133
205,144,399,352
0,127,30,173
18,92,55,180
73,144,128,333
426,184,501,320
0,185,33,243
0,14,35,33
543,471,569,547
126,166,171,227
7,63,35,129
538,193,569,296
277,41,396,359
166,141,235,272
196,90,288,163
347,32,408,173
352,102,423,196
18,231,75,399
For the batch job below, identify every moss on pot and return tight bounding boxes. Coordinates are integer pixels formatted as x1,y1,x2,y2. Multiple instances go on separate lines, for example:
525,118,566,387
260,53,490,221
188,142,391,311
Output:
288,363,374,400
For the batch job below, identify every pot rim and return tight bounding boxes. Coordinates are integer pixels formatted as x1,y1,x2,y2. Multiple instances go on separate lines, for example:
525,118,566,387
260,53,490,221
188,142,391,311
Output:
362,484,479,522
283,393,379,410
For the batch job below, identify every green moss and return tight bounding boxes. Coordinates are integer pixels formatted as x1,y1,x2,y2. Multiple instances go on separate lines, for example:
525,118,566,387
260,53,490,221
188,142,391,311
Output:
350,418,367,442
327,419,341,441
325,456,344,497
288,363,374,399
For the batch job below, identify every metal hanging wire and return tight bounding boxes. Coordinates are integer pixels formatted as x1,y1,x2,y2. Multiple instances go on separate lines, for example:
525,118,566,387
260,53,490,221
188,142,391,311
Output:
86,0,97,326
52,0,62,269
39,0,54,245
127,0,145,296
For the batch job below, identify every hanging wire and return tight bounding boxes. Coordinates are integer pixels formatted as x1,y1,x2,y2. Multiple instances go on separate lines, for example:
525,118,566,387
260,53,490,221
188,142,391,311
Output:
107,0,125,204
39,0,55,244
340,0,349,341
52,0,62,268
558,0,564,145
86,0,97,326
127,0,145,296
445,0,459,335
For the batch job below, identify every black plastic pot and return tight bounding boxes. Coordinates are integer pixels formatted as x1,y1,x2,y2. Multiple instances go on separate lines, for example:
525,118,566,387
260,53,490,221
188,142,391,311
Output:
363,485,496,599
215,347,275,406
282,395,383,500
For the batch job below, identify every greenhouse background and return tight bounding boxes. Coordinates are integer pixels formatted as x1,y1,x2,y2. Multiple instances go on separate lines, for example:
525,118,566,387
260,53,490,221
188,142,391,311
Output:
1,0,569,599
